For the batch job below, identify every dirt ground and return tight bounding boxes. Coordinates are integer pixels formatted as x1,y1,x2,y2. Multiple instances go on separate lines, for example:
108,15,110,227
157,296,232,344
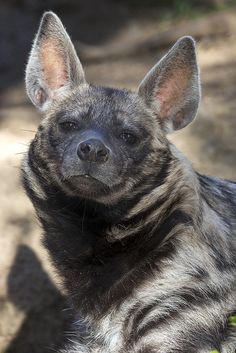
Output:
0,8,236,353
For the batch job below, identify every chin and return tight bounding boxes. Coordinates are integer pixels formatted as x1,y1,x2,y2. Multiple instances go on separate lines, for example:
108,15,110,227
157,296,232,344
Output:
63,175,111,201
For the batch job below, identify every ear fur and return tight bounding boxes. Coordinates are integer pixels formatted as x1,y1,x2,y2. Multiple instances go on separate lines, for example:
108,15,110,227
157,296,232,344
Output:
25,11,86,111
138,36,201,133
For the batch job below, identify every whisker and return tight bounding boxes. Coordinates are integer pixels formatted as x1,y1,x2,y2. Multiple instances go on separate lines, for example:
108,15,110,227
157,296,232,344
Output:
20,129,37,133
18,142,30,147
15,151,27,155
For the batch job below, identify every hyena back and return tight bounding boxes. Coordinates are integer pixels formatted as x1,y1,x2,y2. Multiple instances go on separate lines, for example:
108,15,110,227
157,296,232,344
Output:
22,12,236,353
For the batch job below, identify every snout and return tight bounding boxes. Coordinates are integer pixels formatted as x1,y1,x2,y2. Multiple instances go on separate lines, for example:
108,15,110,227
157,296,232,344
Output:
60,130,122,199
77,138,110,164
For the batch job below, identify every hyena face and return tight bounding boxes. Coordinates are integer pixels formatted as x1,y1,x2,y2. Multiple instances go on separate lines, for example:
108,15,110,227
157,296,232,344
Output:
25,12,200,203
29,86,158,202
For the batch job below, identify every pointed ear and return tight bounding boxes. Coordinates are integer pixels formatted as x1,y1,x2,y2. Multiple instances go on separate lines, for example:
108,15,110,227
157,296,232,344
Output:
25,12,86,111
138,36,200,133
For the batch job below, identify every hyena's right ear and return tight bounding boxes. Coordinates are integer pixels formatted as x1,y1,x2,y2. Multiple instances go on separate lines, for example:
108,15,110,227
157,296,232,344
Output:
25,12,86,112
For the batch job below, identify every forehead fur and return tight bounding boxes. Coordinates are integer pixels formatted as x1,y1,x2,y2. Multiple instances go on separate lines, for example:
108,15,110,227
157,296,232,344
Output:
46,84,157,132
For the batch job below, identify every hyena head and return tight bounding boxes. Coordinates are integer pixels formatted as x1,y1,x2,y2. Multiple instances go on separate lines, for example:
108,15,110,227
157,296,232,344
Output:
25,12,200,204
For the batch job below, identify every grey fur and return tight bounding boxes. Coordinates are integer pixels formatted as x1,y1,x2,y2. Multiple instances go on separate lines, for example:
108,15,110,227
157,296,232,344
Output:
22,12,236,353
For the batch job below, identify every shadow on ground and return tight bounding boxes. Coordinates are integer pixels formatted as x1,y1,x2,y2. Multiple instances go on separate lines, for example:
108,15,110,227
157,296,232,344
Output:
6,245,70,353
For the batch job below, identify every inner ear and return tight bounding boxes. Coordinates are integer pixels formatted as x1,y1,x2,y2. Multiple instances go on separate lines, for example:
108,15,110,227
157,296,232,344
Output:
156,65,194,131
156,66,191,119
41,38,68,91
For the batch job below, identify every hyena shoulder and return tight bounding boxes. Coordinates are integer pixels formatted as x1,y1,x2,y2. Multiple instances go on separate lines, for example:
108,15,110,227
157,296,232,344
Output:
199,174,236,226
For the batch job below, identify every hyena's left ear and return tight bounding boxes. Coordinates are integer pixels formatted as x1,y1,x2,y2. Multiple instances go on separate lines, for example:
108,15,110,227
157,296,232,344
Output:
138,36,200,133
25,11,86,112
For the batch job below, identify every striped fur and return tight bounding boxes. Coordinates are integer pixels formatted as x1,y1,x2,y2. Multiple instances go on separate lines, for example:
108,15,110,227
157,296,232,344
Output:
22,12,236,353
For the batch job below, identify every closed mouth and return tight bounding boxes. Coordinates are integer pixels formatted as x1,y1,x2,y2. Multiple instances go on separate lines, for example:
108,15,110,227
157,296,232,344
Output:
64,174,110,196
67,174,101,183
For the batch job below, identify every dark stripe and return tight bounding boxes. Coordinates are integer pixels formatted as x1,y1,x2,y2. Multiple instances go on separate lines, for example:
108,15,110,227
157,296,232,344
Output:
134,311,225,351
132,285,227,342
133,308,233,353
198,173,236,222
208,242,236,272
145,209,192,249
109,241,176,311
127,300,159,334
28,140,50,175
179,319,226,353
133,151,171,191
135,346,159,353
121,193,169,228
94,155,171,224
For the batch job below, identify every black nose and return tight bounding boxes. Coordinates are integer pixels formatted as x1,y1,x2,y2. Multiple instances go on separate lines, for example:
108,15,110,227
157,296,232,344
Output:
77,139,110,163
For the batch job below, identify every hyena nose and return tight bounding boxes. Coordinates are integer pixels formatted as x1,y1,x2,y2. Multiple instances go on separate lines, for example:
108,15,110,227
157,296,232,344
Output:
77,139,110,163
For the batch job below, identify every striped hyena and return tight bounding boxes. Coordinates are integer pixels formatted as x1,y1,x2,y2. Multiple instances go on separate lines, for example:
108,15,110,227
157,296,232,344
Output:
22,11,236,353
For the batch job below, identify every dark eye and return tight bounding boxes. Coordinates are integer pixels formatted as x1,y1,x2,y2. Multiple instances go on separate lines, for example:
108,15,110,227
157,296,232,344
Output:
59,121,78,132
119,131,138,145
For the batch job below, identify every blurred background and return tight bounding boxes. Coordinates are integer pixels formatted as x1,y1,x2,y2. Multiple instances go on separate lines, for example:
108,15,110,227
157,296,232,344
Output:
0,0,236,352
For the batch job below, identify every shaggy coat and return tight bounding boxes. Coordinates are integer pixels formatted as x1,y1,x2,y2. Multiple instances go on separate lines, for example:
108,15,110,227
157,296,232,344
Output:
22,12,236,353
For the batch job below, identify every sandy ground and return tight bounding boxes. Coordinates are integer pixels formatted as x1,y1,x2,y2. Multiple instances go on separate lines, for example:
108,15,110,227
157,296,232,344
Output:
0,12,236,353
